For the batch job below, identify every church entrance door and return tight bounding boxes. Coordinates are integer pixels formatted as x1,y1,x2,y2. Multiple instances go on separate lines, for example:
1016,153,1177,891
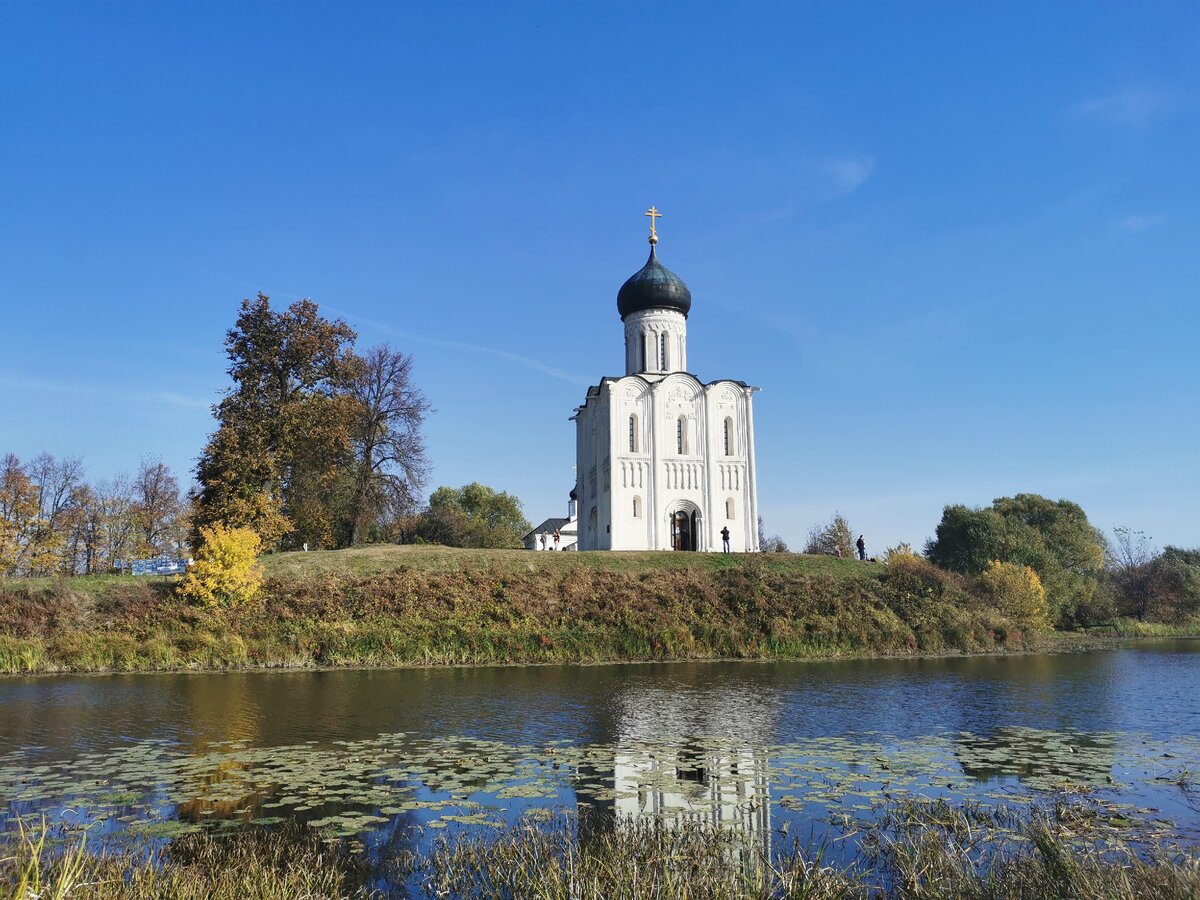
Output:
671,510,697,552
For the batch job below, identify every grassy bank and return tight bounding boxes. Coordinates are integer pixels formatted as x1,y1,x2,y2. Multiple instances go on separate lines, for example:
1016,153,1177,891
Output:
4,797,1198,899
0,546,1143,675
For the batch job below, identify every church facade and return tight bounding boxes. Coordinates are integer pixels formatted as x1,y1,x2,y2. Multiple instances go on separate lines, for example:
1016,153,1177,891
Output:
572,210,760,552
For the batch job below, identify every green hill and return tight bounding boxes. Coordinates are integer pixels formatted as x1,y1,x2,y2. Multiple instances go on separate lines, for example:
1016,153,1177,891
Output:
0,546,1086,674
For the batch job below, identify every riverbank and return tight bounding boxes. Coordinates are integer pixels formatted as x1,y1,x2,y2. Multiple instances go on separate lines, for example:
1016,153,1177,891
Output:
5,796,1197,899
0,547,1188,675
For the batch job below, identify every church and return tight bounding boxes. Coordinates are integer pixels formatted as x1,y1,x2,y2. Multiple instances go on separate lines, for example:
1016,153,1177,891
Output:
572,209,761,552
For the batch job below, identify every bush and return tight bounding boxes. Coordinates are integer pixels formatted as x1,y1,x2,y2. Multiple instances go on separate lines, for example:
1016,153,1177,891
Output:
178,524,263,608
980,560,1051,630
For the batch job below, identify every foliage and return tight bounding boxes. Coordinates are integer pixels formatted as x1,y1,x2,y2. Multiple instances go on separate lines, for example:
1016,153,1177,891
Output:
193,294,360,550
0,546,1096,675
178,524,263,608
804,512,855,558
414,483,531,549
926,494,1106,628
980,560,1051,630
192,295,431,553
0,453,186,577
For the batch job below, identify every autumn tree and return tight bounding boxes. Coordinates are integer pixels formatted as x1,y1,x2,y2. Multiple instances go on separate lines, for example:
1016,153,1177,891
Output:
926,494,1106,627
133,456,184,556
804,512,855,558
345,345,431,545
193,294,361,550
0,454,39,575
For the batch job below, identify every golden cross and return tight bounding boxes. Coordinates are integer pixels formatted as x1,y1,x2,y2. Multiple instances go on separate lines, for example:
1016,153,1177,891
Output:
644,206,662,240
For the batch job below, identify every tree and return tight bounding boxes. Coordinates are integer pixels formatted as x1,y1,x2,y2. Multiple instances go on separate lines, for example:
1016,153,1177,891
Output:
804,512,855,558
133,457,183,556
926,494,1106,627
345,345,431,545
178,523,263,607
981,560,1051,630
0,454,39,576
415,483,530,549
193,294,360,550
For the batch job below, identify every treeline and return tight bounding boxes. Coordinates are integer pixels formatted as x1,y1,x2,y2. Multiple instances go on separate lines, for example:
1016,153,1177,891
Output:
0,453,187,577
802,495,1198,629
192,294,430,553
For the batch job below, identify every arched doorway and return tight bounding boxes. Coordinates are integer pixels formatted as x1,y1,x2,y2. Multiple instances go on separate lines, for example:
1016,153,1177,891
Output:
671,509,698,552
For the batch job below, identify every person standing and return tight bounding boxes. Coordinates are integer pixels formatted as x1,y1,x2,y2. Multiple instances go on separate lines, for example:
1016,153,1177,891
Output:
540,531,548,551
720,525,731,553
856,534,866,561
553,529,560,550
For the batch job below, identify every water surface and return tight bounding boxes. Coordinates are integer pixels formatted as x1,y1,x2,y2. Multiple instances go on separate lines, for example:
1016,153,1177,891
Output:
2,642,1199,884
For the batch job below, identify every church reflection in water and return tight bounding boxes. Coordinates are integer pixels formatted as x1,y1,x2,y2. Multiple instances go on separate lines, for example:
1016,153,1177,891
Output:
612,744,771,849
574,683,779,857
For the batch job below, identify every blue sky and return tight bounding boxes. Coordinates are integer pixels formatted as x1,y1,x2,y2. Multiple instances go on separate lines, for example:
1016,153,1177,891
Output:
1,2,1197,552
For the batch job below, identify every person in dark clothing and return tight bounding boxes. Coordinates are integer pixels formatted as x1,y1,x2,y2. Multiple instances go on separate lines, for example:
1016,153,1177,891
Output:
856,535,866,561
720,526,731,553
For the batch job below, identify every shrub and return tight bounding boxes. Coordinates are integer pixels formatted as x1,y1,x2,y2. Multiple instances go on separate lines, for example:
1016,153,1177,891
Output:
981,560,1051,630
178,524,263,608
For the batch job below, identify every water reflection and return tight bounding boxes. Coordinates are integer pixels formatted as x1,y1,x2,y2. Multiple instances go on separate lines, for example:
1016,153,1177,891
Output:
2,642,1199,868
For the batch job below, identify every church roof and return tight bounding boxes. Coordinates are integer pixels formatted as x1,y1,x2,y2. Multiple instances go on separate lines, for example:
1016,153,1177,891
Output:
616,245,692,319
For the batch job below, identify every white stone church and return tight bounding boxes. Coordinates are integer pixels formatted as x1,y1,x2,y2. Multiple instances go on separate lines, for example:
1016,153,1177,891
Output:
570,209,761,552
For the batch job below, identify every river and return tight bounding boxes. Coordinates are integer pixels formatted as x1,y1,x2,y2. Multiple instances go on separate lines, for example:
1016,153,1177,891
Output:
2,641,1199,887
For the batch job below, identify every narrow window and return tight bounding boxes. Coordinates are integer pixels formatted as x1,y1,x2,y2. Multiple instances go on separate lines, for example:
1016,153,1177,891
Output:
677,416,687,455
723,417,734,456
633,495,642,518
726,497,735,519
660,332,668,371
629,414,638,453
642,333,649,372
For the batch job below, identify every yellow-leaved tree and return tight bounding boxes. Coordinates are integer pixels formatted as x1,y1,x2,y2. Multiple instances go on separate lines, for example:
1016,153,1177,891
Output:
179,523,263,607
981,560,1051,630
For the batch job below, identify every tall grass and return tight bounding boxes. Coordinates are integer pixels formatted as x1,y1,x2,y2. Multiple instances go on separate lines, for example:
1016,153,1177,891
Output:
7,799,1196,899
0,821,371,900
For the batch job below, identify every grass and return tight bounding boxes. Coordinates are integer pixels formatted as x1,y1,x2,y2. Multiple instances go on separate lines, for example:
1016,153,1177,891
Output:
0,819,371,900
0,545,1118,675
4,798,1198,899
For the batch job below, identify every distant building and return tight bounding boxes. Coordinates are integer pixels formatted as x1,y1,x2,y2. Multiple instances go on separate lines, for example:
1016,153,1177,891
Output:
522,490,578,551
571,209,760,551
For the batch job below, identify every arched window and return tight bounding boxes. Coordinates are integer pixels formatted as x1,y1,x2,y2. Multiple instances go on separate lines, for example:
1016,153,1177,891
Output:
676,415,688,455
633,495,642,518
659,332,668,371
629,414,639,452
726,497,735,519
723,417,734,456
589,506,598,536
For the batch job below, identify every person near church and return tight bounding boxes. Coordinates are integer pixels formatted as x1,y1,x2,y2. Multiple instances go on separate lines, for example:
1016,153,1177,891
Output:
553,530,560,550
540,531,548,550
856,534,866,561
721,526,731,553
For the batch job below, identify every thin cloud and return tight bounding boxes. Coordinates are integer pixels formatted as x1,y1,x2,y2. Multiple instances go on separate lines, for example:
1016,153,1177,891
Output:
329,308,593,387
1073,88,1171,127
1118,213,1167,232
0,376,211,410
823,155,876,195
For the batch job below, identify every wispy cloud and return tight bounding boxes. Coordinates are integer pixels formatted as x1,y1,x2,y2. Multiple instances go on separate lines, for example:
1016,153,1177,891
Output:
328,308,593,387
1118,212,1168,232
0,376,211,409
822,155,876,196
1073,88,1171,127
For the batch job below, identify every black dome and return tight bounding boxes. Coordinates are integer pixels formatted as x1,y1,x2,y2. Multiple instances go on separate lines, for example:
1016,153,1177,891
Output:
616,245,691,319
